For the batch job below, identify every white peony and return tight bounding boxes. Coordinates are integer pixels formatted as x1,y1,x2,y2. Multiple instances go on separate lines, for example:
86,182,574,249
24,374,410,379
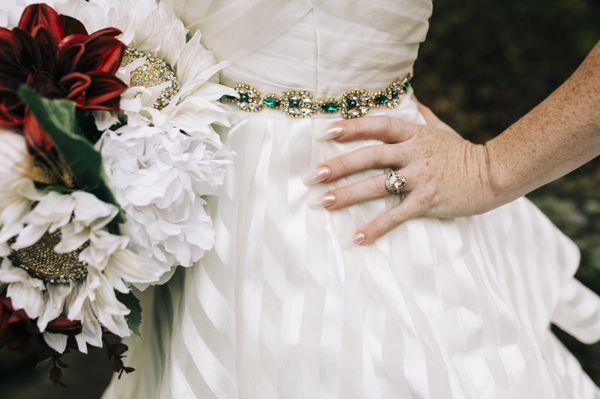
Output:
98,120,231,283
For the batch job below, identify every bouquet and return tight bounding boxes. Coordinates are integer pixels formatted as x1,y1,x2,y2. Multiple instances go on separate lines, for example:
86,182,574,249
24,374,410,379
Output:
0,0,234,386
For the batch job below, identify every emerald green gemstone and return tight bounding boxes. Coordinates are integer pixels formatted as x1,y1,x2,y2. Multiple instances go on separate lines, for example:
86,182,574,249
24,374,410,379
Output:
263,97,280,108
375,94,389,105
402,81,411,91
223,94,237,101
239,92,249,102
289,98,301,108
346,98,357,109
321,102,340,113
390,89,399,99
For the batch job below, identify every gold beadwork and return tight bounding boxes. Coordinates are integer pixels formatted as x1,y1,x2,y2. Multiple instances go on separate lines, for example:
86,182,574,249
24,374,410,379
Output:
222,73,413,119
280,89,316,118
121,48,181,110
341,89,371,119
234,83,263,112
8,231,89,284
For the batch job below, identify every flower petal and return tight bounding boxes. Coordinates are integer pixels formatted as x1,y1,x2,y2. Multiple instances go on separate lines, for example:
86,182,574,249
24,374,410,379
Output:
43,332,68,353
18,4,65,43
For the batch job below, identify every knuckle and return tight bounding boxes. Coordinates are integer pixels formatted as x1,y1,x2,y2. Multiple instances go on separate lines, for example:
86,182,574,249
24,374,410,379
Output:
419,189,437,209
390,143,405,166
335,187,353,205
418,167,432,182
382,116,395,134
382,212,398,228
329,157,347,176
371,145,385,165
374,176,388,194
338,121,353,134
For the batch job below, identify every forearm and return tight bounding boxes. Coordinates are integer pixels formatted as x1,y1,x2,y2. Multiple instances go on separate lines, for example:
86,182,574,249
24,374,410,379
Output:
484,41,600,205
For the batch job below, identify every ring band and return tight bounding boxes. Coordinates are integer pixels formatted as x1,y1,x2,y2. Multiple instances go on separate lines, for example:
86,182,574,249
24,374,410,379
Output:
385,170,407,196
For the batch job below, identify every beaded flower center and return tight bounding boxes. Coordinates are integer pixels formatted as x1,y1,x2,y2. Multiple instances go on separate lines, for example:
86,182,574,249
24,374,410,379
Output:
8,232,89,284
121,48,181,110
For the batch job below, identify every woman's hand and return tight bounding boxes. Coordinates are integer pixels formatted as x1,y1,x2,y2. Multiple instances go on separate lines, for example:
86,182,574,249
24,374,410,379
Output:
304,101,499,245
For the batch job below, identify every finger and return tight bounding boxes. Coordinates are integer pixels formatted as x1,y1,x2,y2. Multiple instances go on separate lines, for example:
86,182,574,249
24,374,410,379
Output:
413,98,453,132
316,144,408,183
320,115,422,144
354,196,423,245
312,169,416,211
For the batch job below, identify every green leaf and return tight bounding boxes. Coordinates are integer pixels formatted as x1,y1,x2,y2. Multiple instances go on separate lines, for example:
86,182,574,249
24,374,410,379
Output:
18,85,124,223
76,111,104,144
116,292,142,337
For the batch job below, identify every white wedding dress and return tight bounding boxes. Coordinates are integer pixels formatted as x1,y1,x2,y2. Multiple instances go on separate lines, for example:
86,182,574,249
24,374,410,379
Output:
104,1,600,398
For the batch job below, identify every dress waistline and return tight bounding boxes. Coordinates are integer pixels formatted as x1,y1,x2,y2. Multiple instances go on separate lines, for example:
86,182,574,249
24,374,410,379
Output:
221,73,413,119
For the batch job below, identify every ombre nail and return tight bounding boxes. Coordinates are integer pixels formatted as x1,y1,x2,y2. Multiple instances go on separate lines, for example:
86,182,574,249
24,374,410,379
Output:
353,232,366,246
318,126,344,140
310,193,337,209
303,167,331,186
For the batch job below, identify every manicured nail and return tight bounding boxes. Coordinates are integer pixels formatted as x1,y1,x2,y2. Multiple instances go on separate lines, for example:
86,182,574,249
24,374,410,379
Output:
303,167,331,186
318,126,344,140
353,232,366,246
310,193,336,209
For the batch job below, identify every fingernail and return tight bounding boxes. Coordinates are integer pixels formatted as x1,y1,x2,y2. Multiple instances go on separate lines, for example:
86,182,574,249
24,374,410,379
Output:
303,167,331,186
309,193,336,209
353,232,366,246
318,126,344,140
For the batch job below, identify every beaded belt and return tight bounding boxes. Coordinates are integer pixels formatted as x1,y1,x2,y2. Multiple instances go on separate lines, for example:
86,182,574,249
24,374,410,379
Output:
221,73,413,119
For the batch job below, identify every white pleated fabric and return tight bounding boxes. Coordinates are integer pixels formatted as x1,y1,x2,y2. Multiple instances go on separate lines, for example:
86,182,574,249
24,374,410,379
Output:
103,1,600,398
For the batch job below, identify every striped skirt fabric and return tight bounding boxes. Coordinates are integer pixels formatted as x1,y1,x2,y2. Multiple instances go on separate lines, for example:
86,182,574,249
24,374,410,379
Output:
103,95,600,398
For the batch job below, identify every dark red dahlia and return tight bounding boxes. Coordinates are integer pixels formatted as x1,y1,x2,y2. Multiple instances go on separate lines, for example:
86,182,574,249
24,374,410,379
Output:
0,4,127,151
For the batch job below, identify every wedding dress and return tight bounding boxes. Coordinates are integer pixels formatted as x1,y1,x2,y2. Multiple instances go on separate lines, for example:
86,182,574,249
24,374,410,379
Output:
103,1,600,398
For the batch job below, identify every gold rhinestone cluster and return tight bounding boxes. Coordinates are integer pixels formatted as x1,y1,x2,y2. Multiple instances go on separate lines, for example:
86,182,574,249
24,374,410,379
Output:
8,231,89,284
222,73,413,119
121,48,181,110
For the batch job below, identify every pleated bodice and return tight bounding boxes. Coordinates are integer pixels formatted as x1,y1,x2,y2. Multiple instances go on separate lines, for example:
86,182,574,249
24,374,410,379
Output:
167,0,432,96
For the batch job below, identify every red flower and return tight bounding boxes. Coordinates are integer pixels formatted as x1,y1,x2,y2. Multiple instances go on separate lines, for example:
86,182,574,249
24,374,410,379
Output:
0,4,128,151
0,294,82,353
0,295,39,353
46,315,82,336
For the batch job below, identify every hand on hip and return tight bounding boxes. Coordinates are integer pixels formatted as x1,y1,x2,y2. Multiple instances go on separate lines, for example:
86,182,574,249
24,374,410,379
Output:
304,99,496,245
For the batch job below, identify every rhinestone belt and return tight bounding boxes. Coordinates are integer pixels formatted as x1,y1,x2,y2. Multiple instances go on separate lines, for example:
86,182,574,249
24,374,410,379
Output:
221,73,413,119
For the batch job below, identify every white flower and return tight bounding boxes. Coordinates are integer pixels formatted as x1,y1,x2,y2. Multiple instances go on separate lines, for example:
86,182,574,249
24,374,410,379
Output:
0,131,40,257
98,122,231,282
0,133,164,353
50,0,235,130
66,0,236,281
0,0,54,27
1,0,234,352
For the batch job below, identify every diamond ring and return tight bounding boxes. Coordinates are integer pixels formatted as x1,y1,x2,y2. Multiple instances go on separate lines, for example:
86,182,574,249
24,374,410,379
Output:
384,170,407,196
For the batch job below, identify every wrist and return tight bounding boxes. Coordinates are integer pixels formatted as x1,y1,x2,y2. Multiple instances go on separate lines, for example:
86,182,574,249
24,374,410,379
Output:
480,139,521,208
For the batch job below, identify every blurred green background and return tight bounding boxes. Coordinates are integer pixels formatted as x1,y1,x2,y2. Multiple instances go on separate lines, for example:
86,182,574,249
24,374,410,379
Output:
1,0,598,397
